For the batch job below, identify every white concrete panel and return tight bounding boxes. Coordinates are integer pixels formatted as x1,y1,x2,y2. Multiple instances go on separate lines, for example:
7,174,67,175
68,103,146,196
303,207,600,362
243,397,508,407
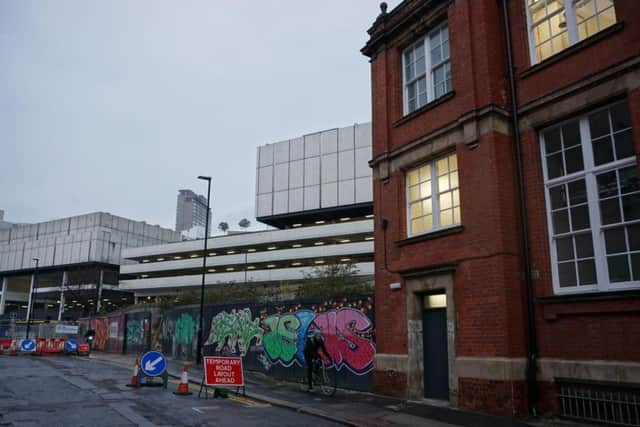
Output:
257,193,273,217
355,122,372,148
320,129,338,155
339,179,355,205
290,137,304,160
259,144,274,167
355,147,372,178
304,133,320,158
321,182,338,208
303,185,320,210
321,153,338,184
338,125,355,152
289,188,303,212
273,191,288,215
274,140,290,164
338,150,355,180
355,177,373,203
289,160,304,189
274,163,289,192
257,166,273,194
304,157,320,186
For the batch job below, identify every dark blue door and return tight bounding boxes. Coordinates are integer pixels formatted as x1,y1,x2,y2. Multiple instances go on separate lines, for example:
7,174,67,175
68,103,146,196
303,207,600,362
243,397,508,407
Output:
422,306,449,399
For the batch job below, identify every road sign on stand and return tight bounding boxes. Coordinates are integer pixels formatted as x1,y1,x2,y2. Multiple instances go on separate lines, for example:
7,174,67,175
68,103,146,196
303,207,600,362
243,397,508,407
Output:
65,339,78,353
199,356,245,399
203,357,244,386
140,351,167,377
21,339,36,353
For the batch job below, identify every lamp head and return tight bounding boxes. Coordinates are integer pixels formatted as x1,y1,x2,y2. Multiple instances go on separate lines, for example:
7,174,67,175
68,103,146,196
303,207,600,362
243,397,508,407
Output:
197,175,211,181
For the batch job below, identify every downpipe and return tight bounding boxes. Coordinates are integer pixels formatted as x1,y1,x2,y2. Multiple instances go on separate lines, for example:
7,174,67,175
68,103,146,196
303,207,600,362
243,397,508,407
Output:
500,0,539,417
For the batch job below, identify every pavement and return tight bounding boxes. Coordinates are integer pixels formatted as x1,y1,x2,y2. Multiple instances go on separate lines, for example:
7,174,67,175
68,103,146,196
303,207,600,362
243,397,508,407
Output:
85,351,577,427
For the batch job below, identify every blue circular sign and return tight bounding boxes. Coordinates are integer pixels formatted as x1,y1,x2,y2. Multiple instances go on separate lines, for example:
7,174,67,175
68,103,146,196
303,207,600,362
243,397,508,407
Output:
140,351,166,377
20,339,36,352
65,339,78,352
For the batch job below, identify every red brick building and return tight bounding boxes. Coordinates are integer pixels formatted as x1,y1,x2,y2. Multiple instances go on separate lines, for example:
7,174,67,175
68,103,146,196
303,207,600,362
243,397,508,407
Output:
362,0,640,423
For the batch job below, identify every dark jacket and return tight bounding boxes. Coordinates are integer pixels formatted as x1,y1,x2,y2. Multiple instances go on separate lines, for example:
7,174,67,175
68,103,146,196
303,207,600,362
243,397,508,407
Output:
304,336,329,360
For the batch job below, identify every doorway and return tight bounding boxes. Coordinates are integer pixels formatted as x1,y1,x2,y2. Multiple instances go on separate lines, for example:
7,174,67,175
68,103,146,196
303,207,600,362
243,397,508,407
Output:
422,293,449,400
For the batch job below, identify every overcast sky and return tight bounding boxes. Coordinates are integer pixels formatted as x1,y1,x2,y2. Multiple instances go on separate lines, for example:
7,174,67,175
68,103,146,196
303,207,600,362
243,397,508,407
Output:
0,1,398,234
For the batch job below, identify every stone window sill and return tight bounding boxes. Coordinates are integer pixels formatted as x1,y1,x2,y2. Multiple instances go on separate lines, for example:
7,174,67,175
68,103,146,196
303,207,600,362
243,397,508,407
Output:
395,225,463,247
520,22,624,79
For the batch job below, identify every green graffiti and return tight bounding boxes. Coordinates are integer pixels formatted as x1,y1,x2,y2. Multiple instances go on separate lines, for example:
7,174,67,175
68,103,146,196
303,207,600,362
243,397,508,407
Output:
262,314,299,363
175,313,196,345
205,308,263,356
126,321,142,344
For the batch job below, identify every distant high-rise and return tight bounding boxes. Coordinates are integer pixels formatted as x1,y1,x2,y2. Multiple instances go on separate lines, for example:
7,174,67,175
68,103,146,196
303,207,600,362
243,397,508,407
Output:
175,189,211,238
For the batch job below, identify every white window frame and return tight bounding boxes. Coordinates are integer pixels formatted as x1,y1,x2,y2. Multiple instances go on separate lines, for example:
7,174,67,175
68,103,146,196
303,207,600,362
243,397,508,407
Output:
525,0,617,65
540,102,640,295
401,22,451,116
406,153,460,238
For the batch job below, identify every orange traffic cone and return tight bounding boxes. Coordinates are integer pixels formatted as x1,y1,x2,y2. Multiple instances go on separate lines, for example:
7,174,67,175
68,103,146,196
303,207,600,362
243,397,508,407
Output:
126,358,140,387
9,340,17,356
173,363,192,395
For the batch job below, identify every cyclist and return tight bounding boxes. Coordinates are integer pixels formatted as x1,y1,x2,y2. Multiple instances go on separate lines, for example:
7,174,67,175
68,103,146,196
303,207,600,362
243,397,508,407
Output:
303,329,331,392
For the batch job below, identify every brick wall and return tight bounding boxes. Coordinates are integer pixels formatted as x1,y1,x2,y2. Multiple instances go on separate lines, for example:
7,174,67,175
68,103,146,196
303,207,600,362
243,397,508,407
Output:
364,0,640,418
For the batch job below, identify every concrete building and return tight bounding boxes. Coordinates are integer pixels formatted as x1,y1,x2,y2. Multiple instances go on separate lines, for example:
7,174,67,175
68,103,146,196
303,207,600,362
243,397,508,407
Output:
0,213,181,320
362,0,639,423
256,123,372,228
175,189,211,239
121,123,374,297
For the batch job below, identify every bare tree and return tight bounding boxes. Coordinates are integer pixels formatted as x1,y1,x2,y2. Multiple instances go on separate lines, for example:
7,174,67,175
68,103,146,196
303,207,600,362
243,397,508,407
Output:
238,218,251,230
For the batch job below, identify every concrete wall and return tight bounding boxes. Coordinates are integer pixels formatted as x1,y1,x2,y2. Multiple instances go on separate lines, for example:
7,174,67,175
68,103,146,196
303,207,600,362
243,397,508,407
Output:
0,213,181,272
255,123,373,218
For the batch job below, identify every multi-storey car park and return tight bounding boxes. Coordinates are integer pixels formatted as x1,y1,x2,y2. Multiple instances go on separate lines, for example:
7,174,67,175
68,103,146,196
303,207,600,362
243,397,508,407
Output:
118,123,374,299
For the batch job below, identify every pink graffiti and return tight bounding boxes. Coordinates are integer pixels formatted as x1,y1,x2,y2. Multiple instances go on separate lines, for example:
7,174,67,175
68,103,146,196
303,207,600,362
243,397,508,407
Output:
312,308,375,374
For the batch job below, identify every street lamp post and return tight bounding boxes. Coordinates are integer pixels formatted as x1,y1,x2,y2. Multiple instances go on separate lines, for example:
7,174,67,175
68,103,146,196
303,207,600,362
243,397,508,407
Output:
196,175,212,365
25,257,40,340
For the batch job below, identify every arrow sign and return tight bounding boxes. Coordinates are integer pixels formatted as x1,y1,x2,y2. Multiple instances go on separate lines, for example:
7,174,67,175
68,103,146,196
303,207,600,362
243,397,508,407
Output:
144,356,163,372
140,351,166,377
65,339,78,352
21,339,36,352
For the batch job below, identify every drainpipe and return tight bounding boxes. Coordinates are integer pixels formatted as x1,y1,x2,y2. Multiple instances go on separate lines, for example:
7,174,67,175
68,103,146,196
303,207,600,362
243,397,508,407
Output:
500,0,538,417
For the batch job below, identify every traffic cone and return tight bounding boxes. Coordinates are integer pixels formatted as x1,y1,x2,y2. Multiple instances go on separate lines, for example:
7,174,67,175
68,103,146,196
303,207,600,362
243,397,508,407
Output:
9,340,17,356
126,358,140,387
173,363,192,395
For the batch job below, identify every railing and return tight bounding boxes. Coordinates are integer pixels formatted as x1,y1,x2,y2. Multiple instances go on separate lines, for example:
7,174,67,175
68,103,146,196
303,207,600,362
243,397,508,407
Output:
558,379,640,426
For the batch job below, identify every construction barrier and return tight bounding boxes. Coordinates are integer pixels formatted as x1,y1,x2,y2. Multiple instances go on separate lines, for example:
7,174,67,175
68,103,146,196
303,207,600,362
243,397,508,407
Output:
173,363,192,396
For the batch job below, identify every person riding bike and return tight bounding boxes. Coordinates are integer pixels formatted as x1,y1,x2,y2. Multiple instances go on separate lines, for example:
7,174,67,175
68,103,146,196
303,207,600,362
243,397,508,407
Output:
303,329,331,392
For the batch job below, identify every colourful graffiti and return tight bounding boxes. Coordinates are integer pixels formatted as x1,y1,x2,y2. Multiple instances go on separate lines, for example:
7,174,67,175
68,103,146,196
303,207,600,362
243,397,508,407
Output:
175,313,196,345
205,308,262,355
91,317,109,351
126,321,143,344
205,303,375,375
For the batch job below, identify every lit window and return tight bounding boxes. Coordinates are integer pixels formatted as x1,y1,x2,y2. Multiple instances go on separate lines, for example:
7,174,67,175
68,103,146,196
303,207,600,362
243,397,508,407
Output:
541,101,638,293
526,0,616,64
406,153,460,236
403,23,451,115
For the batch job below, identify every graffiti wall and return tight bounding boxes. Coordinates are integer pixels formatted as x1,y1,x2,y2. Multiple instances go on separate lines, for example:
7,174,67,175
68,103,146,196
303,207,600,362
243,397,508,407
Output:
124,311,151,354
162,296,375,391
79,314,125,353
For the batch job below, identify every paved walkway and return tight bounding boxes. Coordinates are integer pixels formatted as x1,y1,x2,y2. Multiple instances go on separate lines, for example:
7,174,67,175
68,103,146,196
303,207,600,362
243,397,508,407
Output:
87,351,569,427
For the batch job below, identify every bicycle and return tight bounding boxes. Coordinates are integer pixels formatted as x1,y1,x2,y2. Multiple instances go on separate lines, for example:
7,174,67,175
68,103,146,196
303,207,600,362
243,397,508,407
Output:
298,358,337,397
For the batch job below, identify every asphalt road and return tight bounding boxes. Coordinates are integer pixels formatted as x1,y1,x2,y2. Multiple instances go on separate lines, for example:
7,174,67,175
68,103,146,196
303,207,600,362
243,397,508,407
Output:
0,355,342,427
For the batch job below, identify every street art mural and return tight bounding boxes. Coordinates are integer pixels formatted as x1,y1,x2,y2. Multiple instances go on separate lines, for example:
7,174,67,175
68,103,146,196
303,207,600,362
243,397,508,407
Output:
124,312,150,354
205,305,375,375
205,308,263,356
90,317,109,351
161,296,375,391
